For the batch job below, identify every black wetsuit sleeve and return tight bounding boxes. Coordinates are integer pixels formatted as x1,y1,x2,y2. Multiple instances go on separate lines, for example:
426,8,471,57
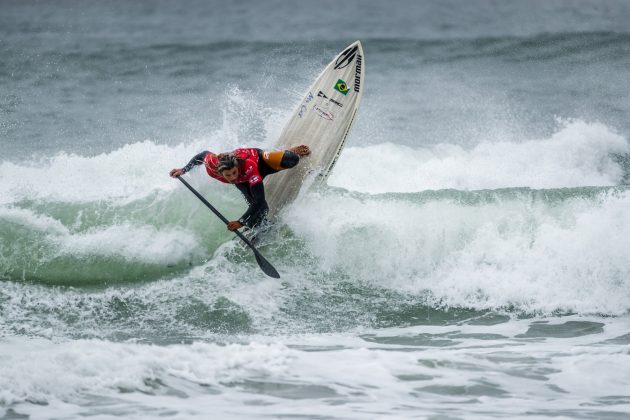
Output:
181,151,209,173
237,182,269,227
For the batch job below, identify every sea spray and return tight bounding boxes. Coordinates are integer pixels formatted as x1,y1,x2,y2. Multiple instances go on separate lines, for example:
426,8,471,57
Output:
329,120,629,192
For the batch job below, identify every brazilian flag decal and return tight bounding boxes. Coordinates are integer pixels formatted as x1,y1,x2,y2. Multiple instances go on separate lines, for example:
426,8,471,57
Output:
334,79,349,95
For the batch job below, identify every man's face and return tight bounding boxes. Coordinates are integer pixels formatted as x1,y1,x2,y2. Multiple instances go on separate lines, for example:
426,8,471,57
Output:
221,167,239,183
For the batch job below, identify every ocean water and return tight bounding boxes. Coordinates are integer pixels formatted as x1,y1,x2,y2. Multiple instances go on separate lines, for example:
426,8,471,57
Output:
2,1,630,419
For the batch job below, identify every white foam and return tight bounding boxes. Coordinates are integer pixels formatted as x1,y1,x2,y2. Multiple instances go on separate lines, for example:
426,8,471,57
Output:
3,320,630,419
0,338,293,407
0,206,68,235
1,119,629,313
0,130,268,206
328,120,629,192
0,141,179,205
0,207,201,265
286,188,630,315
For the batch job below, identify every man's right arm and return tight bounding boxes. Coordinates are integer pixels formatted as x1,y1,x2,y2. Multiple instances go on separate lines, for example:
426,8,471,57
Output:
181,151,209,174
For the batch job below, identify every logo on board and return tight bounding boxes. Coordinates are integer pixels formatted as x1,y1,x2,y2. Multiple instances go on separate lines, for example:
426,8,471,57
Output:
334,79,349,95
354,54,362,93
318,91,343,107
334,46,358,70
298,91,314,118
313,105,334,121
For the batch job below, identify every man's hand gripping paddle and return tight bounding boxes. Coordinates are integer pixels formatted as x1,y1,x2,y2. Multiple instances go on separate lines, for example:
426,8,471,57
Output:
176,176,280,278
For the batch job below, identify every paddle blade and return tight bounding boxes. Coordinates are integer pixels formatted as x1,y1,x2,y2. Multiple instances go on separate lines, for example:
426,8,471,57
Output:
253,249,280,278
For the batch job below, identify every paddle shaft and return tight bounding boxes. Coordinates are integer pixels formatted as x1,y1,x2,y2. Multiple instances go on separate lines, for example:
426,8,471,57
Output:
178,176,231,224
176,176,280,278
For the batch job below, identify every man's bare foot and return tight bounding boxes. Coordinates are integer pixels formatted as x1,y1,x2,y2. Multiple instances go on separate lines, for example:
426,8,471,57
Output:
290,145,311,156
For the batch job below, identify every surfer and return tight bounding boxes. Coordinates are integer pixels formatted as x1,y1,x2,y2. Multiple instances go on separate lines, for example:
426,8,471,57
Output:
170,145,310,231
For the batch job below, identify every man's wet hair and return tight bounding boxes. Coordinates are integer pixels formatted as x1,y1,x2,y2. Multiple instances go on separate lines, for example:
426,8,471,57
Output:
217,154,241,172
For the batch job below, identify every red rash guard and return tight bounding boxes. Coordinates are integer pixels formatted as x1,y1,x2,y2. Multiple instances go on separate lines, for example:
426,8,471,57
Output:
180,147,272,228
203,148,262,186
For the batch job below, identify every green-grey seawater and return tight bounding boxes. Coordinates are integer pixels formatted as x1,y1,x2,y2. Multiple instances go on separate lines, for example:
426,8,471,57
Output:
1,1,630,419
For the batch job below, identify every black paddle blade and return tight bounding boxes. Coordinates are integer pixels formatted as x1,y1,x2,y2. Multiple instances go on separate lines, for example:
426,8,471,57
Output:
253,249,280,278
237,231,281,279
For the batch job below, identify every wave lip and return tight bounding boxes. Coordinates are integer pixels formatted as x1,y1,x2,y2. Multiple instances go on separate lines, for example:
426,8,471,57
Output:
0,206,203,285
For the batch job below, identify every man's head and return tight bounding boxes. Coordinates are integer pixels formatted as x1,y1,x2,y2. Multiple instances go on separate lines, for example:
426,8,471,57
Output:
217,154,240,183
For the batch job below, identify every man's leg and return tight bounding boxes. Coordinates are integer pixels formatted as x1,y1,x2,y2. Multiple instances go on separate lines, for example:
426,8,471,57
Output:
260,145,310,175
233,183,269,229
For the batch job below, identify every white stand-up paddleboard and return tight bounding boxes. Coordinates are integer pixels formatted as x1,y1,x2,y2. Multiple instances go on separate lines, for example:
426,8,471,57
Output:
264,41,365,221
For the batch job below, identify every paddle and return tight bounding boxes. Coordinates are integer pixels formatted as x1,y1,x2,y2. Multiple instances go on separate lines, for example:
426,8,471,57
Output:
176,176,280,279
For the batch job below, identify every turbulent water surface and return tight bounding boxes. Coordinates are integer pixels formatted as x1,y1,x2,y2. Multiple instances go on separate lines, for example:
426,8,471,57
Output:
2,1,630,419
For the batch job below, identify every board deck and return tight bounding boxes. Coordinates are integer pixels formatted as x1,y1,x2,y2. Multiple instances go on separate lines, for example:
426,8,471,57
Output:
263,41,365,221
